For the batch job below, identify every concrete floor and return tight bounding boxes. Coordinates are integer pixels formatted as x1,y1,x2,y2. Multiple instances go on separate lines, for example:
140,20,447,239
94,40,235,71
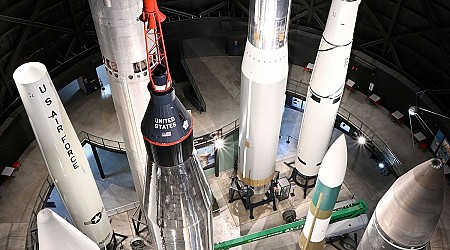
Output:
0,56,447,250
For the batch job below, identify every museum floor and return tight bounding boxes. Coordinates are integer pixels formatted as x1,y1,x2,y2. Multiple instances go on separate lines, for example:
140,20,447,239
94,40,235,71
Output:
0,56,447,250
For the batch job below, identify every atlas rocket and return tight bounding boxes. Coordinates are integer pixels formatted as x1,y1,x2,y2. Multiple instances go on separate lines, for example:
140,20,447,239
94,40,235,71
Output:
139,1,213,249
238,0,291,190
37,208,99,250
298,135,347,250
294,0,361,177
13,62,113,247
357,158,445,250
88,0,149,205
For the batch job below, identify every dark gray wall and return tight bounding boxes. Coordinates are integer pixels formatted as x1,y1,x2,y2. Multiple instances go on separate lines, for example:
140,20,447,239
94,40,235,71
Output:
0,108,34,166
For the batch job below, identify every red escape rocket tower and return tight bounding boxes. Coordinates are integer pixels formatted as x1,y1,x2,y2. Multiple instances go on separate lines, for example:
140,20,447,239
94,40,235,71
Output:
139,0,213,249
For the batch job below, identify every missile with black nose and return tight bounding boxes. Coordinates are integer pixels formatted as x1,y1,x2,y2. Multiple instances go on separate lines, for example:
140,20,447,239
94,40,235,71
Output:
294,0,361,177
298,135,347,250
238,0,291,191
13,62,113,248
37,208,99,250
357,158,445,250
88,0,149,206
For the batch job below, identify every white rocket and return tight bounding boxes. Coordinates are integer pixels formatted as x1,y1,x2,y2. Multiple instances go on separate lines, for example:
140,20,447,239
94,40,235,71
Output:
239,0,291,190
294,0,361,177
13,62,113,248
37,208,99,250
88,0,149,205
298,135,347,249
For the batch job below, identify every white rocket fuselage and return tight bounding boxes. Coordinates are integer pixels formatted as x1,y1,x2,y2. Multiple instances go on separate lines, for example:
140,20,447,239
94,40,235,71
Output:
295,0,360,177
299,135,348,249
13,62,113,247
239,0,291,189
37,208,99,250
88,0,149,204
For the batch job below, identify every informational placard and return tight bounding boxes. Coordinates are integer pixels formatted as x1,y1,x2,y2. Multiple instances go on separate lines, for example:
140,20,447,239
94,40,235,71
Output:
195,144,215,169
437,139,450,164
431,130,444,153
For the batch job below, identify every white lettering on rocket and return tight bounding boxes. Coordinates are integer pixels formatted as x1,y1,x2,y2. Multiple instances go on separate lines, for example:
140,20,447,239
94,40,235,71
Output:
154,116,176,130
40,83,79,169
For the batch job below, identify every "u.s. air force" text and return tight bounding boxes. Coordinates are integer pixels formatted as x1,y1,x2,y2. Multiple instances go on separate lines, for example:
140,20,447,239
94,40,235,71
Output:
39,84,79,169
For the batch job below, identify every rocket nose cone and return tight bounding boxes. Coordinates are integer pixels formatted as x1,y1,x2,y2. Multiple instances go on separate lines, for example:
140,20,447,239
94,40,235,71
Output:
13,62,48,85
375,158,445,247
318,134,348,187
414,158,445,190
37,208,54,222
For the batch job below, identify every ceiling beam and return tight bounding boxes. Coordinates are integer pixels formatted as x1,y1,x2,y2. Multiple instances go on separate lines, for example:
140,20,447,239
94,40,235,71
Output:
63,37,77,61
66,0,84,47
382,0,404,54
314,2,331,11
0,15,74,33
418,0,450,69
312,13,325,30
0,67,12,95
290,10,308,23
4,0,46,84
359,26,450,48
159,6,195,19
290,1,330,25
307,0,315,27
361,1,386,37
199,0,227,17
388,43,402,69
235,0,249,16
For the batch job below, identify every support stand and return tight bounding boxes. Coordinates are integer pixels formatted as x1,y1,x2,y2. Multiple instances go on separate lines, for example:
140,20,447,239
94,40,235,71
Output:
228,176,277,220
212,195,220,213
131,207,148,235
91,144,106,179
284,161,317,199
110,232,128,249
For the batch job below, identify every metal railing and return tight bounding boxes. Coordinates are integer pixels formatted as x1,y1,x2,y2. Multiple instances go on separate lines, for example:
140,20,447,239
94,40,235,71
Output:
106,201,140,217
337,107,403,176
26,175,54,250
78,131,126,152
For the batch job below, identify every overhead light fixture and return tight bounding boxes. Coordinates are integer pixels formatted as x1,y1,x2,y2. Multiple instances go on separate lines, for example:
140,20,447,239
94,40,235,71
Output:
378,163,385,169
214,138,224,149
357,136,366,145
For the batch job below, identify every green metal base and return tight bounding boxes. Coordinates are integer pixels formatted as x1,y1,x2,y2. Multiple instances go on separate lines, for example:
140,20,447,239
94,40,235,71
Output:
213,200,368,250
